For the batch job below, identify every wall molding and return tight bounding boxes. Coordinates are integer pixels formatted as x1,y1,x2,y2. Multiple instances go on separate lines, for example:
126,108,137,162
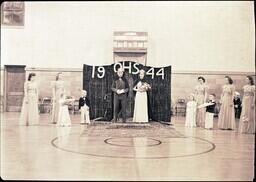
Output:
1,66,255,75
172,70,255,76
25,67,83,72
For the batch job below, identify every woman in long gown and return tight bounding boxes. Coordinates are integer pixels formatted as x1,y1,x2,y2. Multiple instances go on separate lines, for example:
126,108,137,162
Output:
239,76,255,134
133,69,151,123
194,76,208,127
19,73,39,126
218,76,236,130
51,73,65,124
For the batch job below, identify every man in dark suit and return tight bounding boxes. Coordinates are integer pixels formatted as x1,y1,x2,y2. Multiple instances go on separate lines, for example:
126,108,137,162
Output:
111,68,129,123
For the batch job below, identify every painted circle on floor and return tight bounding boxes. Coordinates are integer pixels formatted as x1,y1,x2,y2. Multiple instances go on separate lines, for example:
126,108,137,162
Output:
104,137,162,147
51,133,215,159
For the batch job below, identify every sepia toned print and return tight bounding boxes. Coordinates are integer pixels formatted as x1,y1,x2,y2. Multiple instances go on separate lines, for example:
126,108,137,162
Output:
0,1,255,181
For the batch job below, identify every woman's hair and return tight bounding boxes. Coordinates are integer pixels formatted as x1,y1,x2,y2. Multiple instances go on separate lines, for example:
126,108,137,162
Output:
60,90,66,98
209,93,216,98
197,76,205,83
139,69,146,79
56,72,62,81
225,76,233,84
28,73,36,81
189,93,195,100
139,69,145,74
246,76,254,85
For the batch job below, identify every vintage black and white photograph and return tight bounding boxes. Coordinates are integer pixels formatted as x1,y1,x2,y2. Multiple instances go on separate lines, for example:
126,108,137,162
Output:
0,1,255,181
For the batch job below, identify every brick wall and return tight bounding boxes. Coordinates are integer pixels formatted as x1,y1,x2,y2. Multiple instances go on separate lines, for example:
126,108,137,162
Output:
0,68,4,111
25,68,83,100
25,68,255,103
0,67,253,112
171,72,255,104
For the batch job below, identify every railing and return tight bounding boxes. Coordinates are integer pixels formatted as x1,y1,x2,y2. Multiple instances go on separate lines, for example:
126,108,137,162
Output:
38,97,52,113
38,96,80,114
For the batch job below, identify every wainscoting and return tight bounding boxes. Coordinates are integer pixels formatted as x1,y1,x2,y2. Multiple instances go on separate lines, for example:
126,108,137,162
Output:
1,67,254,112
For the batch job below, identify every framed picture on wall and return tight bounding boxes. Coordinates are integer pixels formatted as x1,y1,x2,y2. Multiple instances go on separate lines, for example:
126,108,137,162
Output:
1,2,25,26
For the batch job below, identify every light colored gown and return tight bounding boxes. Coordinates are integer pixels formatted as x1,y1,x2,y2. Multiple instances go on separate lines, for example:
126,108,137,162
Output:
19,81,39,125
185,101,197,128
133,81,149,123
51,81,65,123
57,97,71,127
218,84,236,129
195,84,208,127
239,85,255,134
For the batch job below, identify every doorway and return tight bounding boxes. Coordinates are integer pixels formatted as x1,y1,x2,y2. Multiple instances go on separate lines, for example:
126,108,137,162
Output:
4,65,26,112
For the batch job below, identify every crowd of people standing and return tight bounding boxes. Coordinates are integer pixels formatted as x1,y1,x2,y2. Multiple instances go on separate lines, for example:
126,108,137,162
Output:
18,71,255,134
185,75,255,134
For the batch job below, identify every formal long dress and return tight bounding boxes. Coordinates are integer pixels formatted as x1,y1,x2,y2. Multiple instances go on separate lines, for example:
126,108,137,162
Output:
218,84,236,129
51,81,65,123
185,101,197,128
19,81,39,125
57,98,71,127
195,84,208,127
239,85,255,134
133,81,149,123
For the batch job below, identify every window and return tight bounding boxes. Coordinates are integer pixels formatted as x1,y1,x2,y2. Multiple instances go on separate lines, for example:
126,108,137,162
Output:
1,2,25,26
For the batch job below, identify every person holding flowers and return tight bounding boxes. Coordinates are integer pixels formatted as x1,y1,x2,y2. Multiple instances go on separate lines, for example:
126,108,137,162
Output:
133,69,151,123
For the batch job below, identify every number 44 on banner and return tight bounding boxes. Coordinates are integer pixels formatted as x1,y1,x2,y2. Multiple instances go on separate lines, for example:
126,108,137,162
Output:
146,68,164,79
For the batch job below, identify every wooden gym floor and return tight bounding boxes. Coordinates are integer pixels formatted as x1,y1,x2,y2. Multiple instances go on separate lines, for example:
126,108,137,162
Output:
1,112,255,181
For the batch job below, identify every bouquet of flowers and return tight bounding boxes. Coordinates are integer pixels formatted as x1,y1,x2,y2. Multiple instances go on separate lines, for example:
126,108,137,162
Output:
138,82,151,92
198,102,214,109
61,97,75,105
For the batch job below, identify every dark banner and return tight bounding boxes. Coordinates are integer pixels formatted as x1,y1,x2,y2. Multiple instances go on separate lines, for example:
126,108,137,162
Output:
83,61,171,122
